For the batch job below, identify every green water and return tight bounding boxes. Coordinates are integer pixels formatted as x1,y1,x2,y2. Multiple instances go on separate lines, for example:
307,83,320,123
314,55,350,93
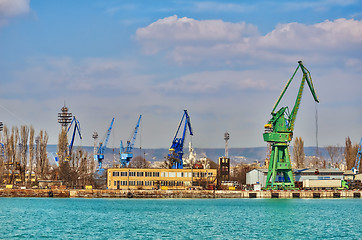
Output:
0,198,360,239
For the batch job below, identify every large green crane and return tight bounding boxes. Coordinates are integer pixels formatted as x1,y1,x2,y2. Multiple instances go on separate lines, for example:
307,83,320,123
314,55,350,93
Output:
263,61,319,190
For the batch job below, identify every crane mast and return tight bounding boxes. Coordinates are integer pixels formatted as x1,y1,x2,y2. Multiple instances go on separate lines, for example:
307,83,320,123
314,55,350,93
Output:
120,115,142,167
168,110,193,169
67,116,82,160
94,118,115,170
263,61,319,190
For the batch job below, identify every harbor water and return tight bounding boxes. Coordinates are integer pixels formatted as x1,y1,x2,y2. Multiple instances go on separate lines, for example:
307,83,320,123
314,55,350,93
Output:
0,198,361,239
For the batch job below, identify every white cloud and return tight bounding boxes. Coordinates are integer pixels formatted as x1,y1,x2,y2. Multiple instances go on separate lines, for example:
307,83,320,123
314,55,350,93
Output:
259,18,362,50
0,0,30,26
136,15,259,54
158,70,266,94
136,16,362,66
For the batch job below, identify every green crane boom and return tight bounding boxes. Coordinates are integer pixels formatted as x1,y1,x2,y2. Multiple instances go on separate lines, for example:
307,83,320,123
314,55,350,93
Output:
263,61,319,190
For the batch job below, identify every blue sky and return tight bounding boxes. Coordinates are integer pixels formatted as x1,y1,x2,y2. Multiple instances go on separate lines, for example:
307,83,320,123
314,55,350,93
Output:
0,0,362,150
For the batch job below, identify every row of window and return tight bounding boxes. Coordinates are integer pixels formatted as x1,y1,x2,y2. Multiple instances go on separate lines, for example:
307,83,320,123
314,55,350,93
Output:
112,171,213,178
114,180,154,186
113,172,160,177
113,180,188,187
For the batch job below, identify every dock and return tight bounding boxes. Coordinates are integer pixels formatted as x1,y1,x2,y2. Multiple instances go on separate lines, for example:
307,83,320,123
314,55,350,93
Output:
0,189,361,199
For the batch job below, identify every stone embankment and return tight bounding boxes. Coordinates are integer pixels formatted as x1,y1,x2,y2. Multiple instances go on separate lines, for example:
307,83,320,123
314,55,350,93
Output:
0,189,362,198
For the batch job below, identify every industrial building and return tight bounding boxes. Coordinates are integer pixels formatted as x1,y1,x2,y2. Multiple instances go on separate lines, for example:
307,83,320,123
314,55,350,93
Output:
107,168,217,190
246,169,268,188
246,168,346,189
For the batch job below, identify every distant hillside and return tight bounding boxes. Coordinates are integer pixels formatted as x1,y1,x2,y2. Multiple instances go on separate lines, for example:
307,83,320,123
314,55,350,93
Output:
47,145,329,166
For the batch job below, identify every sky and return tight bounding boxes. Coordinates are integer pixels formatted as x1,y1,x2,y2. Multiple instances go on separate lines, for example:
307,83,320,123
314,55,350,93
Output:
0,0,361,150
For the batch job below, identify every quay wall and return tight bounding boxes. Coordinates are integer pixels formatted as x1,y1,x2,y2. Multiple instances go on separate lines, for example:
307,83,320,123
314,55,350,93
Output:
0,189,362,199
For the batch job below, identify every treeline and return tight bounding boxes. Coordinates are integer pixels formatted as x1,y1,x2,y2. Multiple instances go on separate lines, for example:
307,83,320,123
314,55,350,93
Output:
292,136,361,171
0,125,96,188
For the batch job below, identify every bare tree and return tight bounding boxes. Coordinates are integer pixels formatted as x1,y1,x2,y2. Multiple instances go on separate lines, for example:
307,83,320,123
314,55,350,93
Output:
4,127,19,184
57,128,68,164
293,136,305,168
58,128,71,185
19,125,29,183
230,164,256,186
36,130,49,179
0,131,4,184
345,137,359,170
325,145,343,168
28,126,35,186
129,156,151,168
163,152,181,169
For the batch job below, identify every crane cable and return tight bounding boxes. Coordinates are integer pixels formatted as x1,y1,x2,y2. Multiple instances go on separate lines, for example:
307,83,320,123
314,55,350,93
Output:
139,116,142,159
315,102,319,157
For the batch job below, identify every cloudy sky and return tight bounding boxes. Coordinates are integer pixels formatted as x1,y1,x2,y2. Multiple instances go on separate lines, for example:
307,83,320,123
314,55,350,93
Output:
0,0,361,150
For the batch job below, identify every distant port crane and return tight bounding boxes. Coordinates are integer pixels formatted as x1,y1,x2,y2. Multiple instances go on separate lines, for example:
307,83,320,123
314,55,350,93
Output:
120,115,142,167
94,118,115,170
263,61,319,190
168,110,193,169
67,116,82,160
352,137,362,174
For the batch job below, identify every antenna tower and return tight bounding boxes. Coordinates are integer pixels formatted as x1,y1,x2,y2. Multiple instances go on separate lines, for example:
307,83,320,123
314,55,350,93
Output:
93,132,99,157
224,132,230,158
58,105,72,130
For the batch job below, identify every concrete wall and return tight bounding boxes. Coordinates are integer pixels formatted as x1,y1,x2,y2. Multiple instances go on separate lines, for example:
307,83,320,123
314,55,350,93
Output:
1,189,361,198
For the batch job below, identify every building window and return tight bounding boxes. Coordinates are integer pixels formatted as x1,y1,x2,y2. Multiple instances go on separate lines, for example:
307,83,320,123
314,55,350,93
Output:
153,172,159,177
129,181,135,186
121,181,127,186
161,172,167,177
113,172,120,177
169,172,176,178
145,172,152,177
137,181,144,186
145,181,153,186
208,172,213,176
193,172,200,177
137,172,144,177
176,172,182,178
114,181,117,186
129,172,136,177
120,172,127,177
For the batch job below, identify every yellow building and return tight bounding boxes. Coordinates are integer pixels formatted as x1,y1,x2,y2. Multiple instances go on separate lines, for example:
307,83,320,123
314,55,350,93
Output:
107,168,217,190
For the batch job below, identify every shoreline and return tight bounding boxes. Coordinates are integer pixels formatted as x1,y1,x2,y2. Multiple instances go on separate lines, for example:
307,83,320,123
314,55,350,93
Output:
0,189,361,199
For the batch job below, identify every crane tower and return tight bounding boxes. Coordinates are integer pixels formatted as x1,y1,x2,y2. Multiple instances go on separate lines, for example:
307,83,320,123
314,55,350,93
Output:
263,61,319,190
